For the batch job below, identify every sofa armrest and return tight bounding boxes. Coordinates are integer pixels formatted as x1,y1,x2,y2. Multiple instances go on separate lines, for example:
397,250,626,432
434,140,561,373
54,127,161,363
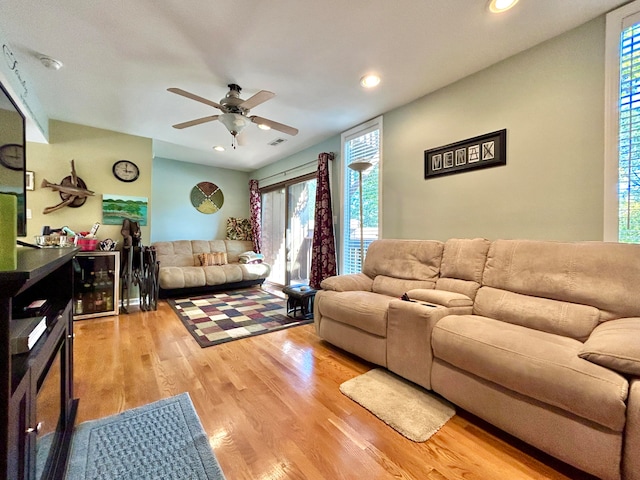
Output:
624,379,640,480
407,288,473,308
320,273,373,292
387,300,473,389
578,317,640,376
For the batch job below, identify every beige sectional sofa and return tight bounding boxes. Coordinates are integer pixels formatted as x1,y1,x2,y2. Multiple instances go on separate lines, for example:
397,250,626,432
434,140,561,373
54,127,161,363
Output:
314,238,640,480
153,239,270,297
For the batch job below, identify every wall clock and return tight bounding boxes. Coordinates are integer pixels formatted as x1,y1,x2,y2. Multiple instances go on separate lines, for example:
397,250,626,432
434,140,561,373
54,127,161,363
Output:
112,160,140,182
0,143,24,170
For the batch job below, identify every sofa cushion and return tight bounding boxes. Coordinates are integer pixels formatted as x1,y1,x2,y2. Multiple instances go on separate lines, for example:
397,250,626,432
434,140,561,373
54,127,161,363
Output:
440,238,490,284
483,239,640,320
433,238,489,300
239,262,271,281
158,266,206,289
579,318,640,376
372,275,435,298
435,277,481,301
321,273,373,292
224,239,254,263
474,286,600,341
203,264,242,285
154,241,197,267
363,239,443,283
315,291,393,337
432,315,628,431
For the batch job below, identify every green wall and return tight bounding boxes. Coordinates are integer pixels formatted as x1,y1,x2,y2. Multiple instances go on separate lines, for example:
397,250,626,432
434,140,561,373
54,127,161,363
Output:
251,136,341,187
260,16,607,243
151,157,250,242
382,16,605,241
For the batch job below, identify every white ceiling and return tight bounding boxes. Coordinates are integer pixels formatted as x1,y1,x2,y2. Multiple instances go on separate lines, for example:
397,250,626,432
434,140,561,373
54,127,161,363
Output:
0,0,631,172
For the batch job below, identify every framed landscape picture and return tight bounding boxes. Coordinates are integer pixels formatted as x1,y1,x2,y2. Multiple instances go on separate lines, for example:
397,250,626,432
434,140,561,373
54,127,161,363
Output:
424,129,506,179
102,194,148,225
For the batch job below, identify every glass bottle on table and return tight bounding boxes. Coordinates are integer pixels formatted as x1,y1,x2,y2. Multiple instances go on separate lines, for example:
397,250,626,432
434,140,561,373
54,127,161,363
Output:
74,292,83,315
95,292,104,311
82,272,93,313
85,291,95,313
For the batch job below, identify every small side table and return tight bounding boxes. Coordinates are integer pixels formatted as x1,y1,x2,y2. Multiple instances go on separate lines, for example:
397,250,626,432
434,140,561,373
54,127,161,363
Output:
282,284,317,319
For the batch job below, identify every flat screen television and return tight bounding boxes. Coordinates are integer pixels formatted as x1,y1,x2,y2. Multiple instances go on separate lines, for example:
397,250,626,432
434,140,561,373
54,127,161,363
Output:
0,81,26,237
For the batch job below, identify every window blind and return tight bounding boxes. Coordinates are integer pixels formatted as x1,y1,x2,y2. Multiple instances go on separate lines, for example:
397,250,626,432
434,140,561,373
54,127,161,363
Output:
342,123,380,274
619,22,640,242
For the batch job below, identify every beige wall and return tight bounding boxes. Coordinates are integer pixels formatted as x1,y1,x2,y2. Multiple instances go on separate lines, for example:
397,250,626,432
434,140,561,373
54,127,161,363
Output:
26,120,152,244
383,17,605,241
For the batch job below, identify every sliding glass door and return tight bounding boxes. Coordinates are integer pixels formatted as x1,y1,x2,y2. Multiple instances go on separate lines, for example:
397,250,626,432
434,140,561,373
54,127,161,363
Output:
261,175,317,287
261,188,286,285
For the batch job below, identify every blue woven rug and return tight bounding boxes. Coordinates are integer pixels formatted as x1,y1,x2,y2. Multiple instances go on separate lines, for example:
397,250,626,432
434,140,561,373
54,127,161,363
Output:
65,393,225,480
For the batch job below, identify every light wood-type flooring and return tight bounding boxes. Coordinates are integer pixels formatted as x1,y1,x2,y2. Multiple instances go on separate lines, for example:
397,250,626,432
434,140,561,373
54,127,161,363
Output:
73,295,596,480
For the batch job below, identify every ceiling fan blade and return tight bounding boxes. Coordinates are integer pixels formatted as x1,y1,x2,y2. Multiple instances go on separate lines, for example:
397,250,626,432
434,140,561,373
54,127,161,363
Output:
172,115,219,129
239,90,275,110
250,116,298,136
167,88,224,110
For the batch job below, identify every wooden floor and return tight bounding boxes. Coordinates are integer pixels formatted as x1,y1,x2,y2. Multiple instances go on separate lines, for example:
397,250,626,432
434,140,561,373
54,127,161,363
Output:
72,297,595,480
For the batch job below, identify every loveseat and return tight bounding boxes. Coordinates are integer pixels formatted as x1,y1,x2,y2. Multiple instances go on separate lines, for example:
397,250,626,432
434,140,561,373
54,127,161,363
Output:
153,239,270,297
314,238,640,480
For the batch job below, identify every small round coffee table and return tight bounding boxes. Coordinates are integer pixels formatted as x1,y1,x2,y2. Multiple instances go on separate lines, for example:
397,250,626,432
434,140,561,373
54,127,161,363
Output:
282,284,317,319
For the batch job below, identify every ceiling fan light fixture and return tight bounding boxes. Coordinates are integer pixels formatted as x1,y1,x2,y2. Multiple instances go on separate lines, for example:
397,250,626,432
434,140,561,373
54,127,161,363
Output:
488,0,519,13
360,74,381,89
219,112,251,136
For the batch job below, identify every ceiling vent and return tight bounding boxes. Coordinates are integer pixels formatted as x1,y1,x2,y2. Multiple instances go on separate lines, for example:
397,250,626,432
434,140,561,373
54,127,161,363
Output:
268,138,287,146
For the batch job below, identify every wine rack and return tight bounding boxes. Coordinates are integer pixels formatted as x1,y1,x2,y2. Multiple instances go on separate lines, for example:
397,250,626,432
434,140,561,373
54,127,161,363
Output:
73,251,120,319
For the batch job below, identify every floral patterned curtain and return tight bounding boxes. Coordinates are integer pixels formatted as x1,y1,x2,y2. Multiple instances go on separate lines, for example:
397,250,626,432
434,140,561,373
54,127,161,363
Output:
310,152,336,289
248,179,262,253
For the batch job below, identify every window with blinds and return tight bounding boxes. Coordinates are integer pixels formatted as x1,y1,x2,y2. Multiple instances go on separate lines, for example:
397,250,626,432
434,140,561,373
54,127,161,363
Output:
619,21,640,242
341,117,382,274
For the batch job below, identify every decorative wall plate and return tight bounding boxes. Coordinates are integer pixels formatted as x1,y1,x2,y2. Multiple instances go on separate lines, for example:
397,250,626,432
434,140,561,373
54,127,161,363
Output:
190,181,224,214
58,176,89,207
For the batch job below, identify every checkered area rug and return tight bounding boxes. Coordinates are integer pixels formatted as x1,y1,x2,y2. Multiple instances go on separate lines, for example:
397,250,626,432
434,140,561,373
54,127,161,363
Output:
167,288,313,348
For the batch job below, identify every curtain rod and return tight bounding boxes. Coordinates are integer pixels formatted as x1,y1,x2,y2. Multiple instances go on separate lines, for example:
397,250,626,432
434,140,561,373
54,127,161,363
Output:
255,153,334,183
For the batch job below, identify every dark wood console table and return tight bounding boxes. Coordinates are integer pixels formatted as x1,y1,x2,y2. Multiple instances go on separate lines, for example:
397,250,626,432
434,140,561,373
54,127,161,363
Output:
1,247,79,480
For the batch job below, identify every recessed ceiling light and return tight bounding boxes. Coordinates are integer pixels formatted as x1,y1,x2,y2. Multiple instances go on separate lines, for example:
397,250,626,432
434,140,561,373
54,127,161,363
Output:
213,146,225,152
488,0,519,13
38,54,63,70
360,74,381,89
257,123,271,131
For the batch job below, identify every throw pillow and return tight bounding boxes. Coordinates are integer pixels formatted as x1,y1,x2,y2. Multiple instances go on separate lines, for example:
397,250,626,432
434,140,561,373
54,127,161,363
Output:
198,252,228,266
226,217,254,241
578,318,640,376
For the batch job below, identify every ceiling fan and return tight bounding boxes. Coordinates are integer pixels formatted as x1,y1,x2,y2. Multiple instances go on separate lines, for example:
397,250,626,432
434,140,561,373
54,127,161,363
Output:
167,83,299,148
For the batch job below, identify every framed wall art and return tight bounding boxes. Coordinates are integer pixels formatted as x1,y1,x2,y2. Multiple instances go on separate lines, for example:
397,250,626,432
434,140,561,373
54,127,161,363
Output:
102,194,148,225
424,129,506,179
